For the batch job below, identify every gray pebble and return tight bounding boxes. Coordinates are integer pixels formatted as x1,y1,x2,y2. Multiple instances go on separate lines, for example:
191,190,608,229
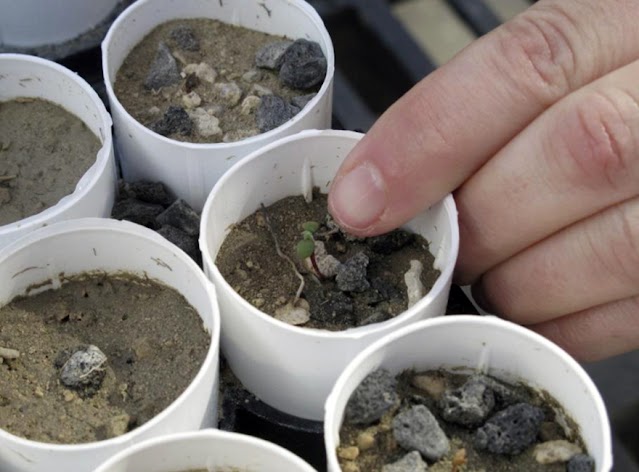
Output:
474,403,545,455
279,39,327,89
151,106,193,137
157,225,199,263
567,454,595,472
111,198,165,229
212,82,242,107
439,376,495,426
156,199,200,236
256,94,298,132
472,374,527,407
393,404,450,461
170,25,200,51
60,345,107,395
291,93,316,109
255,40,293,69
382,451,428,472
336,252,370,292
144,42,181,89
345,368,398,425
119,181,173,206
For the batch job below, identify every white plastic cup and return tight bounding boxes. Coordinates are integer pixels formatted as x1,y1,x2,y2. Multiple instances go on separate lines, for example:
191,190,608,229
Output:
200,129,459,421
324,316,613,472
0,0,120,48
0,218,221,472
94,429,317,472
0,54,116,250
102,0,335,212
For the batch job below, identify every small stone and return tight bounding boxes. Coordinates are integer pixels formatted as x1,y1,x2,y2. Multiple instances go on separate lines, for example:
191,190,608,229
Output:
473,374,527,407
222,128,260,143
0,346,20,360
367,230,415,255
274,303,310,325
182,91,202,108
279,39,327,89
0,187,10,204
341,462,360,472
240,95,261,116
107,413,131,437
120,181,173,206
474,403,545,455
156,199,200,236
63,390,76,402
534,440,582,464
345,368,398,425
412,372,447,400
336,252,370,292
250,83,273,97
567,454,595,472
213,82,242,107
151,106,193,137
183,62,217,83
241,69,264,83
310,241,340,278
145,42,180,89
357,431,376,450
34,386,44,398
148,106,161,116
404,260,425,308
382,451,428,472
156,225,199,262
291,93,316,109
170,25,199,51
188,108,222,139
439,376,495,426
256,94,298,133
255,40,293,69
132,337,154,360
252,298,265,308
60,345,107,395
337,446,359,460
393,404,450,461
111,198,165,229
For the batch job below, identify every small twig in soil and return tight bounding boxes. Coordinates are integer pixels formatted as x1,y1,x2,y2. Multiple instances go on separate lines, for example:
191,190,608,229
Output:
0,175,16,182
260,203,305,303
0,346,20,360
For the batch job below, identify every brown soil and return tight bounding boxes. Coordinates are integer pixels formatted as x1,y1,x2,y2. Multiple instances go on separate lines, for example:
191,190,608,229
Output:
339,370,586,472
215,190,440,331
115,18,316,143
0,273,210,444
0,98,100,226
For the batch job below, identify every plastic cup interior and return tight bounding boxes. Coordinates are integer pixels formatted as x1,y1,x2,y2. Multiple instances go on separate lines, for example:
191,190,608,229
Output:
0,218,220,472
94,429,317,472
324,315,613,472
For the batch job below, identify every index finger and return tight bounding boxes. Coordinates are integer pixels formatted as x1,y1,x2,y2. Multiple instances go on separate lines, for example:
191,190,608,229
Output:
328,0,639,236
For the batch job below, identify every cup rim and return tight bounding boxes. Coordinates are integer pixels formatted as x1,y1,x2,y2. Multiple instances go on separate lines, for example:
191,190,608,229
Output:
0,218,221,452
0,54,114,237
199,129,460,340
101,0,336,149
323,314,613,471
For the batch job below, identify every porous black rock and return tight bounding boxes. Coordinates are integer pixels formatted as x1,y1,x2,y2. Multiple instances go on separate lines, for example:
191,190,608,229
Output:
367,229,415,255
290,93,316,109
59,345,107,396
336,252,370,292
157,225,199,262
120,181,173,206
111,198,165,229
156,198,200,236
392,404,450,461
345,368,398,425
567,454,595,472
170,25,200,51
279,39,327,89
144,42,181,89
306,288,354,324
151,106,193,137
255,40,293,69
474,403,545,455
439,376,495,426
256,94,298,133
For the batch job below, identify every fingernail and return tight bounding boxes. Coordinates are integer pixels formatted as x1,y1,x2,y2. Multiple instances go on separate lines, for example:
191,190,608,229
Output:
329,164,386,230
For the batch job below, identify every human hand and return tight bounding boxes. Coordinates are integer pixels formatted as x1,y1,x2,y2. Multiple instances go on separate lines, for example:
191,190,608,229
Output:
327,0,639,361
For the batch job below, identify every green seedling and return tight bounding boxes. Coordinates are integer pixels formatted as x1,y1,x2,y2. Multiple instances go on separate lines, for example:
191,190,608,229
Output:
296,221,324,278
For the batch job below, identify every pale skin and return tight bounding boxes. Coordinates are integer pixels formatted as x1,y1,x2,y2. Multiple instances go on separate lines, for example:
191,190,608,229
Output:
328,0,639,362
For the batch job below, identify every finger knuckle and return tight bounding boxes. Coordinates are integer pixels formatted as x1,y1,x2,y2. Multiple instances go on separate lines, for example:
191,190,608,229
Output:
562,90,639,188
493,6,577,105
